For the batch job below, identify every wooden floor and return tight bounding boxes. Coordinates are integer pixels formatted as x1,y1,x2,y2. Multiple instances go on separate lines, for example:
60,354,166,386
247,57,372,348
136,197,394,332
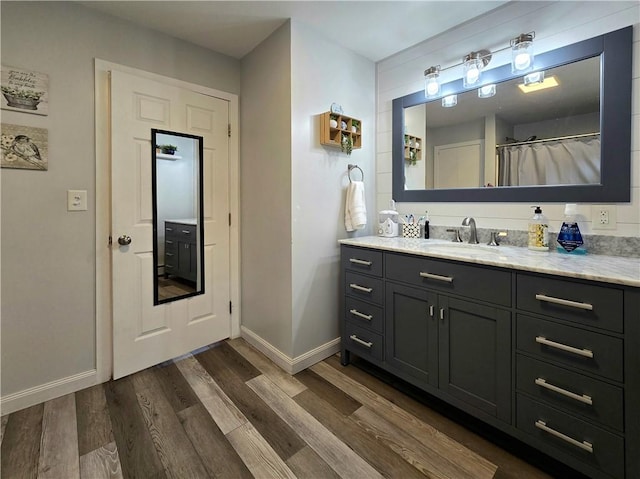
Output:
1,338,574,479
157,276,196,301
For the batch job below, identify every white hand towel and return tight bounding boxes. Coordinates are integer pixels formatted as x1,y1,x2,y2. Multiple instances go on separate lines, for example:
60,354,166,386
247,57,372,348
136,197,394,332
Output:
345,180,367,232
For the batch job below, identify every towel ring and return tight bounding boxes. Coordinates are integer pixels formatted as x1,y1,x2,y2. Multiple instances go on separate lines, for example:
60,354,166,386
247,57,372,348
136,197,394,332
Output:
348,164,364,183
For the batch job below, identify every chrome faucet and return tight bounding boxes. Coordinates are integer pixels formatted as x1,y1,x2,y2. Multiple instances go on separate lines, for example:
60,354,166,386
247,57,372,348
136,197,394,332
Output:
461,217,479,244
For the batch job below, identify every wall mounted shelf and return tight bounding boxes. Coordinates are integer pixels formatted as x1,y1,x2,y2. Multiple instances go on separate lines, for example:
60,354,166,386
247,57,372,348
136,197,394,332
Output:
320,112,362,151
404,135,422,163
156,153,182,161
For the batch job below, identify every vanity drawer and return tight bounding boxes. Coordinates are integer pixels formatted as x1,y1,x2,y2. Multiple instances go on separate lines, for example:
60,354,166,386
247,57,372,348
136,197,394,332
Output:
386,252,511,307
341,246,383,277
516,354,623,431
516,274,623,333
345,322,383,362
165,222,197,242
345,271,384,305
517,315,623,382
517,394,624,479
345,296,383,333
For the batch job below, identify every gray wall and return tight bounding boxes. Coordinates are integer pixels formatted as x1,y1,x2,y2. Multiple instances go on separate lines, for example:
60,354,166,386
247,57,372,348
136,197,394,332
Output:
240,22,294,356
0,1,240,397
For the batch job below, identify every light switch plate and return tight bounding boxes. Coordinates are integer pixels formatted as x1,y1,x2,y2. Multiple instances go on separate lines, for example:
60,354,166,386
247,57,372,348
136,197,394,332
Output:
67,190,87,211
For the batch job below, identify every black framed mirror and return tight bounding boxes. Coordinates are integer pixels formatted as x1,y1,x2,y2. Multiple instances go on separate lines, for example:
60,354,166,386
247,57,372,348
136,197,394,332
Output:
152,129,205,305
392,26,632,203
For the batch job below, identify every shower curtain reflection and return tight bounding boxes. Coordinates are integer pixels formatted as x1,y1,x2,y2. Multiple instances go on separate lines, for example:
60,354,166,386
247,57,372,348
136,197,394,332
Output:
498,135,600,186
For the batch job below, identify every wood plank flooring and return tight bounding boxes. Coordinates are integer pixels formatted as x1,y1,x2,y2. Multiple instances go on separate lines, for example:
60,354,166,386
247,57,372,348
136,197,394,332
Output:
1,338,576,479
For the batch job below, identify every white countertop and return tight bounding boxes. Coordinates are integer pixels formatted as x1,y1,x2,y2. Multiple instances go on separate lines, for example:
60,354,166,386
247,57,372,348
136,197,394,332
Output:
165,218,197,225
340,236,640,287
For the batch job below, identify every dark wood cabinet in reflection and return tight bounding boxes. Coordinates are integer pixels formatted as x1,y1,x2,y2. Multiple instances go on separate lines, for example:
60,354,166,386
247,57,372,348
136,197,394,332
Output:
164,220,197,282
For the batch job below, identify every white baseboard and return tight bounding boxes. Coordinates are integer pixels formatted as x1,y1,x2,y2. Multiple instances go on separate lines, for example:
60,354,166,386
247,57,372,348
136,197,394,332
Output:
1,369,98,416
240,326,340,375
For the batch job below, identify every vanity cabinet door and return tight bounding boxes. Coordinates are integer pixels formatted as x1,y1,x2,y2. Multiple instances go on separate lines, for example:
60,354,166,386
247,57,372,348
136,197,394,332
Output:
438,296,512,423
385,282,438,387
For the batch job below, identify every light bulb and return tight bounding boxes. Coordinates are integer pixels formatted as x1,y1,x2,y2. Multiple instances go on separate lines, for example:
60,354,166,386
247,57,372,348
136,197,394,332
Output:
466,67,480,85
426,80,439,96
514,52,531,71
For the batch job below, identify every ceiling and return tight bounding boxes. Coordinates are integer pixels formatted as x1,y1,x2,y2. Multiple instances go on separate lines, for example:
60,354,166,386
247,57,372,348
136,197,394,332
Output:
79,1,508,62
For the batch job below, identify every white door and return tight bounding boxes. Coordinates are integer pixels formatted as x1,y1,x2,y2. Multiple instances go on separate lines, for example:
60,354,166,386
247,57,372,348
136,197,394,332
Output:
434,140,484,188
110,70,230,379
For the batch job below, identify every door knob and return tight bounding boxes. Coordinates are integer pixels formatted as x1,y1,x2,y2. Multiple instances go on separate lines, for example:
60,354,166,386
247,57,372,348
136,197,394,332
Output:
117,235,132,246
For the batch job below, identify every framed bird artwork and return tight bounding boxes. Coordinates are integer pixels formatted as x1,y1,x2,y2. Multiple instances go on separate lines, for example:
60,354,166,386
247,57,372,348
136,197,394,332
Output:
1,123,48,170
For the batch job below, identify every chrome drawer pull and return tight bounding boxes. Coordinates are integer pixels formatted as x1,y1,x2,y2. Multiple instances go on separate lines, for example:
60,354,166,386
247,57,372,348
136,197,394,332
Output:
349,283,373,293
166,253,174,257
535,294,593,311
535,378,593,405
535,336,594,359
182,230,191,234
419,272,454,283
349,335,373,348
166,227,173,231
534,420,593,453
166,240,174,244
350,309,373,321
429,305,434,317
349,258,372,266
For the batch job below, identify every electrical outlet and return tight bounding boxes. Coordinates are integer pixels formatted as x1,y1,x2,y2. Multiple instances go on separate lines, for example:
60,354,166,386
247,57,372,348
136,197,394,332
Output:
592,205,616,230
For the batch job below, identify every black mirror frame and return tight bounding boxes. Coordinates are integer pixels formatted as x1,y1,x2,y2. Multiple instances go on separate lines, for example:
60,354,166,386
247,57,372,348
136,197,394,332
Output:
392,26,632,203
151,128,206,305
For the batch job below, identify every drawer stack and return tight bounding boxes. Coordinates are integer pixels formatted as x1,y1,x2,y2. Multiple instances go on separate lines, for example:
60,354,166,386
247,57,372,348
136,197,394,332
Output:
341,246,384,363
164,221,197,282
515,273,625,478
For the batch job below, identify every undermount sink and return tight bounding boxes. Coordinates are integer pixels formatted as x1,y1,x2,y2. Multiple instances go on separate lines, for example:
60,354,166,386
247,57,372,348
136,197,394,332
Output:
425,243,502,254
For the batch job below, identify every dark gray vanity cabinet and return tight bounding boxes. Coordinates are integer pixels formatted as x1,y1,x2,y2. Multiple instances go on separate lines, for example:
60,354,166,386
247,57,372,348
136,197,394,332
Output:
164,221,197,282
340,243,640,479
384,252,512,423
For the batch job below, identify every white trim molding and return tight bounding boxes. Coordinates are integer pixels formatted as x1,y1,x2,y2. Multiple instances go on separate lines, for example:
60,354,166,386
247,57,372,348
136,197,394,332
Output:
241,326,340,375
1,370,98,416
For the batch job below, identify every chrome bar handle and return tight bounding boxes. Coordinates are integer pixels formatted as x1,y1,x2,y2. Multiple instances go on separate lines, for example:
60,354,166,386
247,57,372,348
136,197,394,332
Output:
349,283,373,293
182,230,191,234
535,294,593,311
349,258,372,266
535,336,594,359
419,272,454,283
166,252,174,257
439,308,445,321
349,335,373,348
429,305,434,318
350,309,373,321
535,420,593,453
535,378,593,405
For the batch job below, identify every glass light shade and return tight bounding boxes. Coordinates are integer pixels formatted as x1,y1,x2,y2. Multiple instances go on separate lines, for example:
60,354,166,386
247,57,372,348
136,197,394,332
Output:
463,58,482,87
512,34,534,73
478,84,496,98
442,95,457,107
424,67,440,98
523,71,545,85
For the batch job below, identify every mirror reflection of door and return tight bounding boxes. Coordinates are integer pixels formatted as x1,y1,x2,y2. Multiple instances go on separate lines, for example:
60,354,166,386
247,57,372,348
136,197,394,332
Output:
152,129,204,304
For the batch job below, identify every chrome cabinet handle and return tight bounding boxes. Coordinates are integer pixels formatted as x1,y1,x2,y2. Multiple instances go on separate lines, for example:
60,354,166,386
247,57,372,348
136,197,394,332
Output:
439,308,445,321
535,294,593,311
166,252,174,257
166,227,173,232
535,378,593,405
534,420,593,453
349,258,372,266
182,230,191,234
419,271,453,283
350,309,373,321
349,283,373,293
166,240,174,245
117,235,132,246
535,336,594,359
349,335,373,348
429,305,434,317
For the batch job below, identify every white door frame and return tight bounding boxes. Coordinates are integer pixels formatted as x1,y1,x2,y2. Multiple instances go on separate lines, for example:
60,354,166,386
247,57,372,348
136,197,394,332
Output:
94,59,240,383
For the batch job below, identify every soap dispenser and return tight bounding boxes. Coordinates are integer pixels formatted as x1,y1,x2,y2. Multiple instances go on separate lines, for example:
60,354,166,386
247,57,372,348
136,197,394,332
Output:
528,206,549,251
557,203,586,254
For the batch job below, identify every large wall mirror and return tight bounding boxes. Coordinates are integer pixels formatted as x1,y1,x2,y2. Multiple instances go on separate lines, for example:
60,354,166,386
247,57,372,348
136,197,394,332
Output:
392,26,632,202
152,129,205,305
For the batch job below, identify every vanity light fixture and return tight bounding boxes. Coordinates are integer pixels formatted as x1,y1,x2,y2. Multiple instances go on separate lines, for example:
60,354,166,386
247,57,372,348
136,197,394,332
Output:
523,70,545,85
511,33,535,73
424,66,441,97
442,94,458,107
519,73,559,93
423,31,535,97
478,84,497,98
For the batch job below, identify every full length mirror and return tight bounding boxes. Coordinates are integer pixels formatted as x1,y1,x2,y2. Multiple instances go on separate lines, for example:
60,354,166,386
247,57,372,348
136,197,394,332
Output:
393,26,632,203
152,129,205,305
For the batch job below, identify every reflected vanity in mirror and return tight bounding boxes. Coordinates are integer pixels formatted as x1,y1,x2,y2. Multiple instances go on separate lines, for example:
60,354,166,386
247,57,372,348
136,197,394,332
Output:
393,26,632,202
152,129,205,305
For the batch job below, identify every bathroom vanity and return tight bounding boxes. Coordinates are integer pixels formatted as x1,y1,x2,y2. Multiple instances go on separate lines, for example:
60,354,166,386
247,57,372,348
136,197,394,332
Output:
340,237,639,479
164,219,197,282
